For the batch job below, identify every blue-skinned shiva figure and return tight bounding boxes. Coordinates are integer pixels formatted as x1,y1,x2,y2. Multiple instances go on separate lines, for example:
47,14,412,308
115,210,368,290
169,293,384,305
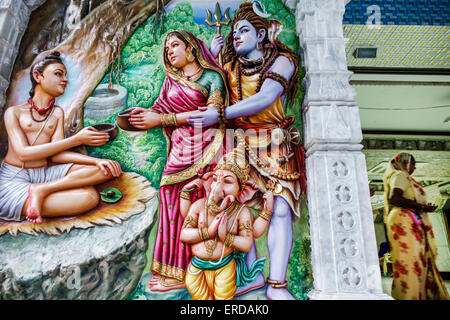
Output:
190,1,306,300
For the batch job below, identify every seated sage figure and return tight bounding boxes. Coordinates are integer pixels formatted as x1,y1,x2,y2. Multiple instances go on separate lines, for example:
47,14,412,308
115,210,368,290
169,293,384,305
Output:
0,51,122,224
179,144,273,300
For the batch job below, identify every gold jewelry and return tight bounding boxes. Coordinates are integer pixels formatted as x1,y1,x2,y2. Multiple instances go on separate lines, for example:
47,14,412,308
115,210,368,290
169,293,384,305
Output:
167,113,174,126
171,112,178,127
239,221,253,236
267,279,288,288
182,215,198,228
207,198,239,217
205,238,217,257
161,113,177,127
215,161,250,190
257,41,263,51
213,138,250,190
259,208,273,222
199,227,210,241
186,50,195,62
224,233,235,247
202,201,217,257
180,65,203,81
161,114,169,127
180,191,191,200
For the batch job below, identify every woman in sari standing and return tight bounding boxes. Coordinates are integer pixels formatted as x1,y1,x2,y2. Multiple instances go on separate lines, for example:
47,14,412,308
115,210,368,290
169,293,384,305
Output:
129,30,228,291
383,152,449,300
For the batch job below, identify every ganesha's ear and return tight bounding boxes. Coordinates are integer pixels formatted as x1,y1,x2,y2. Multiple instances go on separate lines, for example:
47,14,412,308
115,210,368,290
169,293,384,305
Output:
237,179,259,203
201,171,215,194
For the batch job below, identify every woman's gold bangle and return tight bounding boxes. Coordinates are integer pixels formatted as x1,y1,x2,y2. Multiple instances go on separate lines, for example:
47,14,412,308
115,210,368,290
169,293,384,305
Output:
161,113,177,127
171,113,178,127
161,114,169,127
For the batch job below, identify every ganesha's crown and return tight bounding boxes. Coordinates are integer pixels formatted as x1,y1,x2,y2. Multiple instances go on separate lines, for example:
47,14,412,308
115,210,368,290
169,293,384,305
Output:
215,141,250,188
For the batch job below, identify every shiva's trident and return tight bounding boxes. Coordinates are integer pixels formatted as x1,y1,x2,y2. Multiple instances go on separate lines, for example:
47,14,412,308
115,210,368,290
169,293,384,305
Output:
205,2,231,66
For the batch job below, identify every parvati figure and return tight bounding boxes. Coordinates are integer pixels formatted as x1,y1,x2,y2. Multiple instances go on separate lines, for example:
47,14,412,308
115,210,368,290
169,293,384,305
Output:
128,30,228,291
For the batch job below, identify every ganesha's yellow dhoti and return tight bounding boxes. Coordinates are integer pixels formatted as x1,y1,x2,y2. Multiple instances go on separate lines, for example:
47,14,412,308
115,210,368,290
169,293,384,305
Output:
185,255,237,300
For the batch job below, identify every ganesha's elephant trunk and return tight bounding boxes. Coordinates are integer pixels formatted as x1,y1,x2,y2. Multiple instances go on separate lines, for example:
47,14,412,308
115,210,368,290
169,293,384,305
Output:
210,193,236,212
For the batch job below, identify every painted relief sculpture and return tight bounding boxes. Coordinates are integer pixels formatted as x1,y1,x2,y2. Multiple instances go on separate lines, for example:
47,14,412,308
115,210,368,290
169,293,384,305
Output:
0,0,310,301
127,30,228,291
191,1,306,300
383,153,449,300
0,52,122,224
180,144,272,300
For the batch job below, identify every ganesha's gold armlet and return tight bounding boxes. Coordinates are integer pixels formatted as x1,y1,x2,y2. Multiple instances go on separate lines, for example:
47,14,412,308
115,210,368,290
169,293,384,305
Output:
182,215,198,229
239,221,253,236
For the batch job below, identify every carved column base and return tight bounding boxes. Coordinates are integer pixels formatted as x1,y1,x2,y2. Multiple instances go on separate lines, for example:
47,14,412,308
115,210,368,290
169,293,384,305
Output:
306,150,388,298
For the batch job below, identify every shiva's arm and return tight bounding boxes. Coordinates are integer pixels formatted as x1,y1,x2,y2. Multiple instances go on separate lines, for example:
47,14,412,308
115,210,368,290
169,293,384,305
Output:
189,55,294,127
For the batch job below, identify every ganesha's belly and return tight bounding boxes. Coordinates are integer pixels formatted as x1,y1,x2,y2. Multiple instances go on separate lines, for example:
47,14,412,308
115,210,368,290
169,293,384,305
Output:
191,242,234,261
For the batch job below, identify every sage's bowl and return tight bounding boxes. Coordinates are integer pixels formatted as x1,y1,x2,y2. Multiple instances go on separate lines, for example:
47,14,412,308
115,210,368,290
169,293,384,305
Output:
91,123,118,142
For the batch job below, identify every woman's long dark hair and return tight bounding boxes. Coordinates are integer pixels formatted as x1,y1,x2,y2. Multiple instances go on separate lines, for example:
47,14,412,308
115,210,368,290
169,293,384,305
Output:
223,2,299,106
29,51,63,98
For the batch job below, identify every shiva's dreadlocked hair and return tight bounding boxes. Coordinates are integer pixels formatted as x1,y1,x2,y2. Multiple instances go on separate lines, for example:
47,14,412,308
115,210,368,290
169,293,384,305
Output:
222,2,299,107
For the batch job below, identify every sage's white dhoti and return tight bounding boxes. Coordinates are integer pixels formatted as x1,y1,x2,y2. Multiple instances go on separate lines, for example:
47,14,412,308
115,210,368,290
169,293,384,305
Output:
0,162,73,222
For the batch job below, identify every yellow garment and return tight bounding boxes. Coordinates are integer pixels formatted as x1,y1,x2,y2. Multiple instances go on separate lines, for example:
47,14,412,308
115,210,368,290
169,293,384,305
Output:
185,259,237,300
223,61,302,216
383,156,449,300
224,62,285,129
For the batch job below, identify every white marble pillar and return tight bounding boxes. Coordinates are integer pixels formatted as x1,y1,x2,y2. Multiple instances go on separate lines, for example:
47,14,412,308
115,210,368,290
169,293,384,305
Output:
291,0,392,299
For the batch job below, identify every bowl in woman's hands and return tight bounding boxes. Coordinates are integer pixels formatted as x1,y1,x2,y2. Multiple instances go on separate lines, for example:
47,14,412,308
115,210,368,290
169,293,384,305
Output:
117,108,145,131
91,123,118,142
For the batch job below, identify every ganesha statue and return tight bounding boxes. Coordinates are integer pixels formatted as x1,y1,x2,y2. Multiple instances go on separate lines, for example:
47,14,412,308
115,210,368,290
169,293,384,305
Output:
179,143,274,300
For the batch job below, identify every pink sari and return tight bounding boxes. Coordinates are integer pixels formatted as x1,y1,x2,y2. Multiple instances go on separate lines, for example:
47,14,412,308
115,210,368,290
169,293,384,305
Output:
150,31,227,282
